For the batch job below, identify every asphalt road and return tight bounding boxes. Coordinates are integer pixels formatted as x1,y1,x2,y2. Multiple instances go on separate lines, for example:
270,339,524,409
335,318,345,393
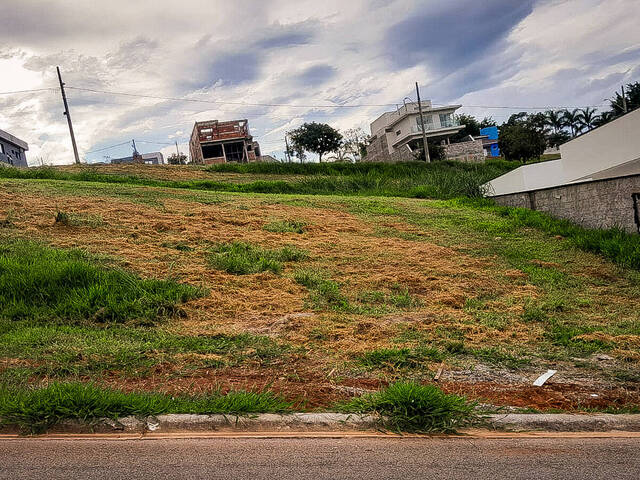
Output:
2,435,639,479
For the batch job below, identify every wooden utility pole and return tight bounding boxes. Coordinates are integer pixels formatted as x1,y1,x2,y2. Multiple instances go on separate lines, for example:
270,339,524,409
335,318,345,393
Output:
56,66,80,164
175,141,180,156
284,134,292,163
415,82,430,163
622,85,628,113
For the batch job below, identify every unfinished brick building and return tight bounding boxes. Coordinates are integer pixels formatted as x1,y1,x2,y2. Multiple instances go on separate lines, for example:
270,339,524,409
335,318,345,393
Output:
189,119,261,164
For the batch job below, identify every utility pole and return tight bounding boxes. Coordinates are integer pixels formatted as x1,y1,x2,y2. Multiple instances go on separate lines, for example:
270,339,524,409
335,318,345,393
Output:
284,134,292,163
175,141,180,156
415,82,430,163
621,85,628,113
56,66,80,164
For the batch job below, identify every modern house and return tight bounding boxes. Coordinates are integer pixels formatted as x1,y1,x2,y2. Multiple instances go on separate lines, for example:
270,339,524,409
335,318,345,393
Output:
111,151,164,165
189,119,261,164
485,107,640,233
365,101,464,162
0,128,28,167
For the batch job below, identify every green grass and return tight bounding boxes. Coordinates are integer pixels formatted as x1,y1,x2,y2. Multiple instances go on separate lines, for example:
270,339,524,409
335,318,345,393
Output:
0,240,202,325
0,160,518,200
359,347,444,369
293,268,351,311
338,382,476,433
450,198,640,270
0,382,293,432
263,219,306,234
55,211,104,228
0,322,288,378
208,241,308,275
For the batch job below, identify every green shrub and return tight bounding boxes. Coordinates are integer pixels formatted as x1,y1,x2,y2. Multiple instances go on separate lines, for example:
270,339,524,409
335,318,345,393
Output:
209,241,307,275
0,382,293,433
338,382,476,432
0,240,202,325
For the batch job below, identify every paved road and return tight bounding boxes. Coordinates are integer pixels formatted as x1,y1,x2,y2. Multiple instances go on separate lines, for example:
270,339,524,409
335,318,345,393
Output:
2,435,639,479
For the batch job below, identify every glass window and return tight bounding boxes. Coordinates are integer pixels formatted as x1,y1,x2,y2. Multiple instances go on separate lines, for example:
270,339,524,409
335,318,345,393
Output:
439,113,453,128
416,115,433,130
0,144,4,154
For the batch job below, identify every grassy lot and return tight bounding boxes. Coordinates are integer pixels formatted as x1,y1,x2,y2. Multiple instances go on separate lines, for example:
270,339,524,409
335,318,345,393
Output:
1,166,639,428
0,160,518,199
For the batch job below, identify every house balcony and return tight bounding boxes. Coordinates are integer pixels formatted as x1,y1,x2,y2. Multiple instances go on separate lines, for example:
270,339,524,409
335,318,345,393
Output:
391,120,462,148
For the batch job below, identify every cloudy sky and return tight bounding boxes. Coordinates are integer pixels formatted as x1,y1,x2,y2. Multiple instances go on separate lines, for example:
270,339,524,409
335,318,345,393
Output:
1,0,639,165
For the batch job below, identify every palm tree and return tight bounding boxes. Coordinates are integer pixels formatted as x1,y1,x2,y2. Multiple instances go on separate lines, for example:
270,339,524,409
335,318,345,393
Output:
544,110,565,134
592,110,615,128
562,109,583,137
577,107,599,131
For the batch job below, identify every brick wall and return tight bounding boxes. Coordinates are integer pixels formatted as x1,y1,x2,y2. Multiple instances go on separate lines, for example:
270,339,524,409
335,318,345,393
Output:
444,140,485,163
492,174,640,233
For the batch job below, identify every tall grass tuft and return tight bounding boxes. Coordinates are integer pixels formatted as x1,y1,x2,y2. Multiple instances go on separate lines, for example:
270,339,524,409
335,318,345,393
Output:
0,382,293,433
208,241,307,275
0,240,202,325
338,382,476,433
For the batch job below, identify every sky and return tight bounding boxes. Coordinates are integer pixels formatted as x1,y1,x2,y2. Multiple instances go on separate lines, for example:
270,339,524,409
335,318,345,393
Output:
0,0,639,165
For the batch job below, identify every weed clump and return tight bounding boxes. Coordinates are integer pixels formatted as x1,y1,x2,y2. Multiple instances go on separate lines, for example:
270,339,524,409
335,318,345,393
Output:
293,268,350,311
0,240,202,325
338,382,476,433
209,241,307,275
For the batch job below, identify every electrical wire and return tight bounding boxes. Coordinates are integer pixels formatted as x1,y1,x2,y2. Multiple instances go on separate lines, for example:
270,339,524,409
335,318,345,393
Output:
84,141,132,154
0,87,58,95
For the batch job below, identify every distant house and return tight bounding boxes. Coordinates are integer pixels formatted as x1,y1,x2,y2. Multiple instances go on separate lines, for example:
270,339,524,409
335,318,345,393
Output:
189,119,261,164
485,107,640,233
111,152,164,165
364,101,465,162
0,129,28,167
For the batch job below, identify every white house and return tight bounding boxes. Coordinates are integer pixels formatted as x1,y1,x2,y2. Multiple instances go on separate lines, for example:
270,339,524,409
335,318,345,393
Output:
485,107,640,233
365,101,464,162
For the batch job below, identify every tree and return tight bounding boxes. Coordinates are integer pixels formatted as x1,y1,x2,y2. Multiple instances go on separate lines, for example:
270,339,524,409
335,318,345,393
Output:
451,114,481,142
498,125,546,162
167,153,187,165
577,107,599,132
592,110,615,127
479,116,497,129
341,127,369,162
544,110,565,134
288,122,343,163
562,108,583,137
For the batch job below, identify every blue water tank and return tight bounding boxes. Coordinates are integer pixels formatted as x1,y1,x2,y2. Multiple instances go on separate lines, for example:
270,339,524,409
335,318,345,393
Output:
480,126,499,140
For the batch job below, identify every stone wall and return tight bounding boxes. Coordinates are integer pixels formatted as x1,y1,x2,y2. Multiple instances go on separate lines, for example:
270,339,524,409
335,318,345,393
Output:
364,134,414,163
444,140,485,163
492,174,640,234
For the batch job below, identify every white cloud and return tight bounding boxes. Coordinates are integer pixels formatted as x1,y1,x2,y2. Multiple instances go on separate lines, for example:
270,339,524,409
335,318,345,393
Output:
0,0,638,165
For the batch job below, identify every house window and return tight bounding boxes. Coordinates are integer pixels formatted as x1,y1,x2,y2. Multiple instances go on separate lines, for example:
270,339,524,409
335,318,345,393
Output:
439,113,453,128
416,115,433,131
396,130,401,136
0,144,4,154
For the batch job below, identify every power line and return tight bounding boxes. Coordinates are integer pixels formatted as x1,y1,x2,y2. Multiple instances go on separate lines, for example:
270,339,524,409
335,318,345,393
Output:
84,141,132,154
65,86,400,109
0,87,58,95
67,85,610,111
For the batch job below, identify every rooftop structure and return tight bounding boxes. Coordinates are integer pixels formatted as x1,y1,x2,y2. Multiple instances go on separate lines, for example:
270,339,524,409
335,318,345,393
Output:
189,120,261,164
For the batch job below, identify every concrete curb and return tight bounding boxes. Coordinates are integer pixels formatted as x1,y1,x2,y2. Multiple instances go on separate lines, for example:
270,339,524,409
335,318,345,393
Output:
4,413,640,434
486,413,640,432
